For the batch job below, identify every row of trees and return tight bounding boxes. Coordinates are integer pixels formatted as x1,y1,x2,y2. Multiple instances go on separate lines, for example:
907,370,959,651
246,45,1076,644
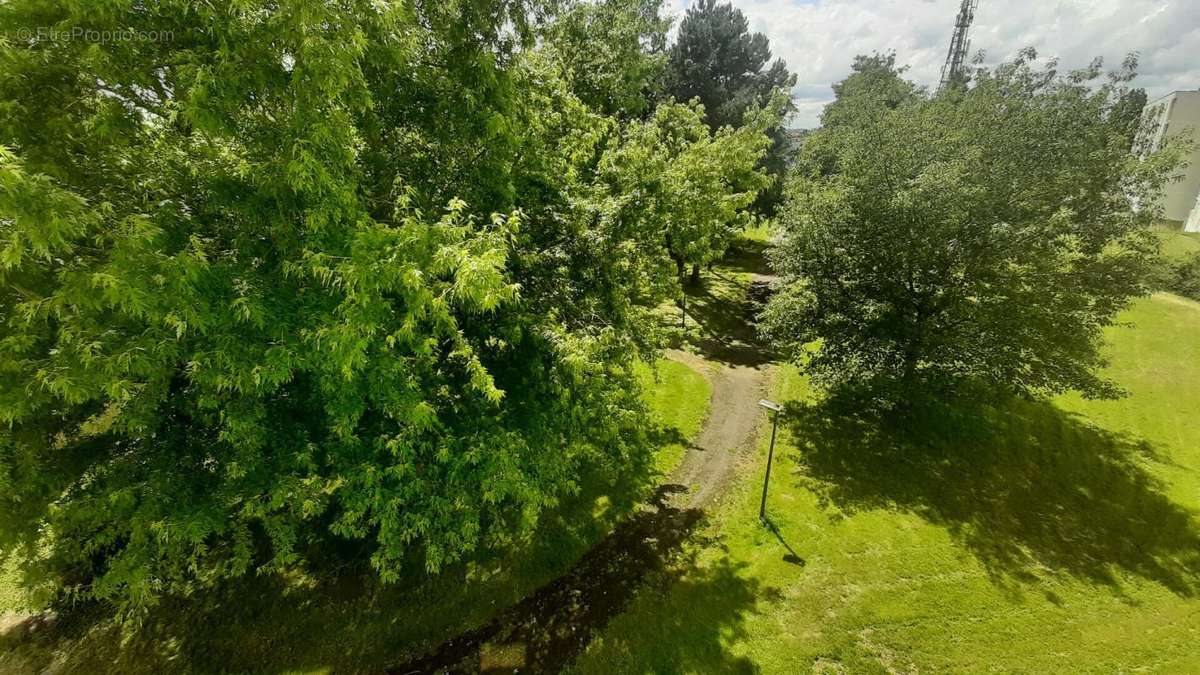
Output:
763,50,1182,402
5,0,1173,624
0,0,792,615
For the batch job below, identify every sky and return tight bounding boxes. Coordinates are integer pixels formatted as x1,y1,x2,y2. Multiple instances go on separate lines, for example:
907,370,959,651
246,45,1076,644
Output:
666,0,1200,128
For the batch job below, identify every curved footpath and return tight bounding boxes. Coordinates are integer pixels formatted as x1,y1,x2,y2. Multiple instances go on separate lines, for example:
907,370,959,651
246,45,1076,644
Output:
665,351,770,511
393,270,775,674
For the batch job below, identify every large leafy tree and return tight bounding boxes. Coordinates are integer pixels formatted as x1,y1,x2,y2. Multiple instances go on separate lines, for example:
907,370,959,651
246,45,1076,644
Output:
665,0,795,213
0,0,768,616
594,99,775,284
543,0,670,119
1111,85,1148,147
820,52,923,130
666,0,793,129
762,50,1184,400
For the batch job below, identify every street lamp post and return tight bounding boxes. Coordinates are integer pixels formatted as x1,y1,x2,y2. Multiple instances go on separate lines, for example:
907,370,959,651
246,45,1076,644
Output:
758,399,783,523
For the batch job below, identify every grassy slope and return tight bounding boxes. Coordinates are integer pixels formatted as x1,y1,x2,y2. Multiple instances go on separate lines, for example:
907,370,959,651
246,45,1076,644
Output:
574,293,1200,674
1158,228,1200,260
635,359,712,475
0,559,27,615
0,358,711,674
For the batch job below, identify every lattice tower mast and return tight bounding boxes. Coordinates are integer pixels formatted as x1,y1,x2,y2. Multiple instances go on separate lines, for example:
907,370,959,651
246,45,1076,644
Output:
939,0,980,91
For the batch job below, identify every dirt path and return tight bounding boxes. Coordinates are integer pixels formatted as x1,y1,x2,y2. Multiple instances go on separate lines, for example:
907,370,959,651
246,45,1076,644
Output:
667,263,777,511
391,260,775,675
666,352,770,510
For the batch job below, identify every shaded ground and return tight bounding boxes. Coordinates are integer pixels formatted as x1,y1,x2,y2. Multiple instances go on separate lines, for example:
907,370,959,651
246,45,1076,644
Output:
0,359,713,674
677,236,776,368
572,294,1200,673
392,486,704,674
391,240,774,673
785,390,1200,597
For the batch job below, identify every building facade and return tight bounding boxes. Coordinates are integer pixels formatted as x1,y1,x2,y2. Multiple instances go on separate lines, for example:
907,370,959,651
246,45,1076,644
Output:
1139,91,1200,232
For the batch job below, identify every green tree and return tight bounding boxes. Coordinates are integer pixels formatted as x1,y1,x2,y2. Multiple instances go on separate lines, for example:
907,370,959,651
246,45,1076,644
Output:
762,49,1184,401
0,0,699,617
543,0,670,119
1107,54,1149,149
802,52,925,178
594,99,775,284
820,52,923,129
665,0,795,213
1163,252,1200,301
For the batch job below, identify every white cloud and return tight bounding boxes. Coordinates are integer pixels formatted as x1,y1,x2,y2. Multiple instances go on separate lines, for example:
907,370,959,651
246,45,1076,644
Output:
667,0,1200,127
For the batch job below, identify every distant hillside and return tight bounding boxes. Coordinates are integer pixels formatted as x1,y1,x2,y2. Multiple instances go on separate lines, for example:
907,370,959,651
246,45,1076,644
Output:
782,127,814,165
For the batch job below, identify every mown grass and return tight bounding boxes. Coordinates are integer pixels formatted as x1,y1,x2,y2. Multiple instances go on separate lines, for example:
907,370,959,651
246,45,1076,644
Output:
1157,227,1200,260
635,358,711,475
0,357,711,674
574,292,1200,673
673,230,774,368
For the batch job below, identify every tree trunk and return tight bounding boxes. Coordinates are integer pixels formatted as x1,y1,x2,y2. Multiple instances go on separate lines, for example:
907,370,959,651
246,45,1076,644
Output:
689,263,700,285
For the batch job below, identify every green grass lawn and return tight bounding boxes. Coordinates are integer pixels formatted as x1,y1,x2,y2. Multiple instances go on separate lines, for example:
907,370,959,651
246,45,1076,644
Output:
635,358,712,475
574,292,1200,673
1157,227,1200,260
0,357,711,674
671,231,773,368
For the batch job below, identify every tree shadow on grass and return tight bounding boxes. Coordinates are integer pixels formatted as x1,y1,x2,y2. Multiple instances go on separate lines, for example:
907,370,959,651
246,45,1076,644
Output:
0,482,738,674
677,238,776,367
569,553,771,674
724,236,773,278
783,391,1200,597
0,431,687,674
392,485,718,673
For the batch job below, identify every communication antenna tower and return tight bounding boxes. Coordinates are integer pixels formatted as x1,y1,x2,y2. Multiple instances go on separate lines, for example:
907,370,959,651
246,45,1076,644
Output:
939,0,979,91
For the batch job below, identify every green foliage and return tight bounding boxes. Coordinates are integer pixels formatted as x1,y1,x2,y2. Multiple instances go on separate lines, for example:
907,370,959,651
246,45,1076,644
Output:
1156,231,1200,300
1163,252,1200,301
820,52,923,130
1111,87,1148,147
665,0,796,213
666,0,794,130
0,354,713,671
595,99,774,280
0,0,770,618
762,49,1183,399
544,0,670,119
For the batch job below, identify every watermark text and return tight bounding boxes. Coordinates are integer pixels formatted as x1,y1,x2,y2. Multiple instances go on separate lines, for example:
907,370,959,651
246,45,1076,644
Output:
8,27,174,44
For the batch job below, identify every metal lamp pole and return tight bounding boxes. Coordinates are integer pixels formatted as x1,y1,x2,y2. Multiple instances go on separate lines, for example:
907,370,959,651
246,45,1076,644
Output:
758,399,782,523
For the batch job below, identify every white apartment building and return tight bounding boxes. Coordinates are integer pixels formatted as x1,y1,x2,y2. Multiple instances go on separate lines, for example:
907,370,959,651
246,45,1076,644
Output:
1139,91,1200,232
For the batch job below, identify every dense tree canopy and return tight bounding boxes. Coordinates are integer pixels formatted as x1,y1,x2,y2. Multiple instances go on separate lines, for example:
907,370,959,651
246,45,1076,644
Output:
596,99,775,282
666,0,795,213
1111,85,1148,147
666,0,793,130
543,0,670,119
0,0,771,615
820,52,922,129
762,50,1183,401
